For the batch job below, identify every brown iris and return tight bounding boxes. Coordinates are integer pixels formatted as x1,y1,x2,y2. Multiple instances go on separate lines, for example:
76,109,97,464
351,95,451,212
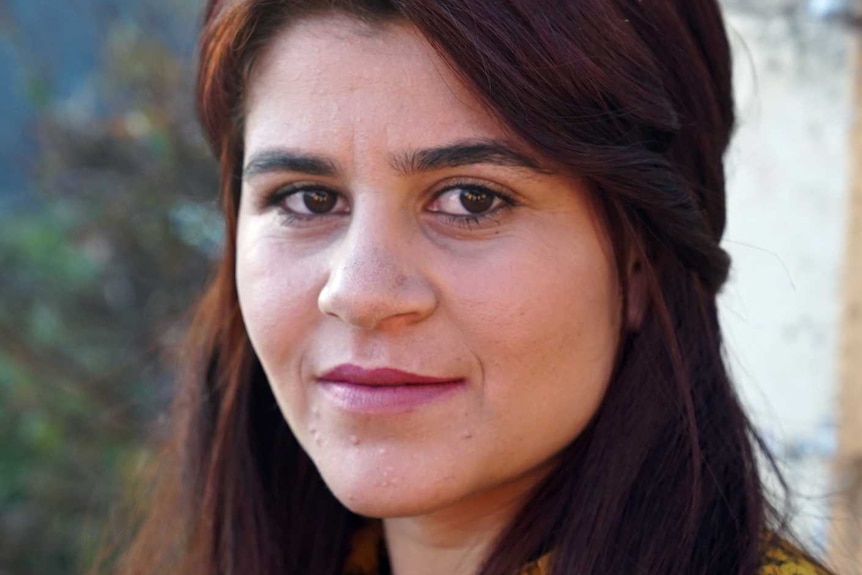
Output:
459,188,494,214
302,190,338,214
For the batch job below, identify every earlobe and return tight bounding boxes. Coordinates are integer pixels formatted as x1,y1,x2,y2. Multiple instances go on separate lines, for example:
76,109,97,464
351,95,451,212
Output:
625,256,648,331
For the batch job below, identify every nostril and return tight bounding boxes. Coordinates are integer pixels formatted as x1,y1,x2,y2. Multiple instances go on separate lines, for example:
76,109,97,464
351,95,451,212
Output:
317,264,437,330
316,233,438,330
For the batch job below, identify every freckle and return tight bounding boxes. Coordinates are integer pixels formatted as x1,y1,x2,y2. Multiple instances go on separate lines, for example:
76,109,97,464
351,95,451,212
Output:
350,435,360,445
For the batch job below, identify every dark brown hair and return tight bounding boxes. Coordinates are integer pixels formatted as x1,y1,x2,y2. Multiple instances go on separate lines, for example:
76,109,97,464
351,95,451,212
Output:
110,1,830,574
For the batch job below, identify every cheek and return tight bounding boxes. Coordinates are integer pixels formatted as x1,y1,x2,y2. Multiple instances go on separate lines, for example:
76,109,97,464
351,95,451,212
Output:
235,228,323,374
452,242,619,367
446,236,620,446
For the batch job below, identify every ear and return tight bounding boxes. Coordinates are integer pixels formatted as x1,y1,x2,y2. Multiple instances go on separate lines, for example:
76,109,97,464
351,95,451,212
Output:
624,249,648,331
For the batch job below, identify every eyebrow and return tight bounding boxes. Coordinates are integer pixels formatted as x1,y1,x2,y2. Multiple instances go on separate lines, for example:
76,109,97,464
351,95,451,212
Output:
243,150,339,179
392,139,550,174
242,139,550,181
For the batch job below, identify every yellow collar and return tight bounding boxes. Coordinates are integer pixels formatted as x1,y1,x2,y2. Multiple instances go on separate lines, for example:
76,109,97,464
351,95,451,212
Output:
341,521,549,575
343,522,824,575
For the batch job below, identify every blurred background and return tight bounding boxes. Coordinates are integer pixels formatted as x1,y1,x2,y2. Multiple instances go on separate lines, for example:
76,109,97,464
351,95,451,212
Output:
0,0,860,574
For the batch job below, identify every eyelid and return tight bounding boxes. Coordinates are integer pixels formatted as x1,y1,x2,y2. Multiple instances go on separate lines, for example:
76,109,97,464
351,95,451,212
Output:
440,176,515,195
255,177,520,232
428,178,519,208
286,189,349,216
257,181,348,212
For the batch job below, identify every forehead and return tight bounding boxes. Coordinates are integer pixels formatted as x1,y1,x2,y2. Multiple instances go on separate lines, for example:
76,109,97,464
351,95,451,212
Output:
242,13,512,157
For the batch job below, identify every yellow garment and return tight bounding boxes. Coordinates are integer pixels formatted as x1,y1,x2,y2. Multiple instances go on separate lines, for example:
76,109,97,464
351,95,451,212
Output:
759,539,828,575
343,521,827,575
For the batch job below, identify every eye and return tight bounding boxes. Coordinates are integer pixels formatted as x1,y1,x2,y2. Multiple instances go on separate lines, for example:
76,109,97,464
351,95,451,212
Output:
281,188,348,215
429,186,507,216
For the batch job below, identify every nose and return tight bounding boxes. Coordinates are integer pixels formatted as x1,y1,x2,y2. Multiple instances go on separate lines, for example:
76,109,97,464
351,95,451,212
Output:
318,218,438,330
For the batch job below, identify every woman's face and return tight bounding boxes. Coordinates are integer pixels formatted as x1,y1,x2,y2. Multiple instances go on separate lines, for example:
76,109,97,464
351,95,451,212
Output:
236,14,622,520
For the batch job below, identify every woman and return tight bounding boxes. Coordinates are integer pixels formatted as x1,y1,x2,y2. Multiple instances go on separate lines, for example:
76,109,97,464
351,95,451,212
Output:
111,1,836,574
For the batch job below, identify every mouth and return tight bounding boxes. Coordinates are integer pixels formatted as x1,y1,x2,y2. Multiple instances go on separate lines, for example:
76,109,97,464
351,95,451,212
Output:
319,364,461,386
316,364,465,414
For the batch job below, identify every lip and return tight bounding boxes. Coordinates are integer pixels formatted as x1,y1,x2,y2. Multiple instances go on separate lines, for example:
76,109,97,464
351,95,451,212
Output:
317,364,465,414
319,364,460,386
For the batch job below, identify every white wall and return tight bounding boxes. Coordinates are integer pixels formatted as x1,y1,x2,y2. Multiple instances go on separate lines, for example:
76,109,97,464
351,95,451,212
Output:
719,2,852,550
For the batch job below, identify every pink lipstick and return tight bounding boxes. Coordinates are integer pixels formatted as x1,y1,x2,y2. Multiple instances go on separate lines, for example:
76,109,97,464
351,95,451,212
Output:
317,364,464,414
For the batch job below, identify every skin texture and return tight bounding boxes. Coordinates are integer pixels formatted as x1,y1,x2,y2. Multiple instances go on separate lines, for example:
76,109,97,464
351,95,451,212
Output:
236,14,624,575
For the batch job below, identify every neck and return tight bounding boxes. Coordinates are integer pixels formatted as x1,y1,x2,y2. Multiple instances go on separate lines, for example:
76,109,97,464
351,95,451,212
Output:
381,466,550,575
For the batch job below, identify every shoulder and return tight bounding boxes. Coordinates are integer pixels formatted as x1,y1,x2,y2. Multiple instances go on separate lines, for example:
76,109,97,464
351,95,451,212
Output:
759,539,831,575
522,539,832,575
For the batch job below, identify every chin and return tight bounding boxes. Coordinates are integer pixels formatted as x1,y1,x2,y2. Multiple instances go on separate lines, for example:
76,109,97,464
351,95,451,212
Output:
321,470,458,519
338,494,422,518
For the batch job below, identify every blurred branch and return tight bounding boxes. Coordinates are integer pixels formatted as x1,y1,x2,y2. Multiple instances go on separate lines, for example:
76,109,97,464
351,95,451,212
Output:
0,4,217,574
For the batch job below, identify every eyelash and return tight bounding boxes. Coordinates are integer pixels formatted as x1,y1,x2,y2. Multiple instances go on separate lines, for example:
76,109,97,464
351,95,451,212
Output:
261,180,518,230
261,184,346,227
430,180,517,229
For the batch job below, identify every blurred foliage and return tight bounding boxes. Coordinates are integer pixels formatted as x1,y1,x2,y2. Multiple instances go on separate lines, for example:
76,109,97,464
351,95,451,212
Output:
0,7,219,575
